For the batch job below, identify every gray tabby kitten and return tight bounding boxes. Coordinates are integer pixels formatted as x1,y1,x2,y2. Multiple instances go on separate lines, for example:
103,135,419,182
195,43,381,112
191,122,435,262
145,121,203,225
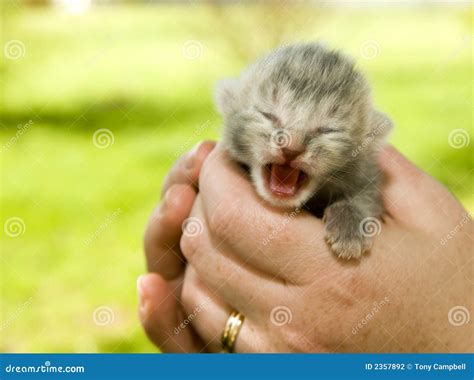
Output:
215,43,392,259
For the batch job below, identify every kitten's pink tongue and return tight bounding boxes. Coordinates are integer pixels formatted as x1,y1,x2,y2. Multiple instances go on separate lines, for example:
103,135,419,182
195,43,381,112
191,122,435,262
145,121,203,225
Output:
270,164,300,197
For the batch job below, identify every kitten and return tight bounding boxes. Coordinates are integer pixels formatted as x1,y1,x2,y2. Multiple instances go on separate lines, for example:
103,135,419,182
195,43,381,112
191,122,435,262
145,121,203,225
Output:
214,43,392,260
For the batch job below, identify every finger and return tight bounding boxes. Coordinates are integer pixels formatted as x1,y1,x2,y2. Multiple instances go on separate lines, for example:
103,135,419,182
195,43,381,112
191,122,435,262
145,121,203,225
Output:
144,184,196,279
378,145,466,228
162,141,216,197
181,266,265,353
137,273,204,352
197,144,328,281
180,203,277,318
377,145,424,223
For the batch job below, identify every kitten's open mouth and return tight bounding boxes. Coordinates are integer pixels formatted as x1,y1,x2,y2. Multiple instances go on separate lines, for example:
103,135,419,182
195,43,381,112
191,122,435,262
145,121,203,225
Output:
264,164,308,198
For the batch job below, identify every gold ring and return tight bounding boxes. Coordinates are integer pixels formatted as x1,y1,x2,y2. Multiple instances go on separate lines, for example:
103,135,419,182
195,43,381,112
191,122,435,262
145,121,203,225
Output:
221,310,245,353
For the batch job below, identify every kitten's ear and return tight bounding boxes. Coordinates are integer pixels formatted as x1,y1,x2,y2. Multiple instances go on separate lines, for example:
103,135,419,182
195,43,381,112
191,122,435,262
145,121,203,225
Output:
370,110,393,140
214,78,239,116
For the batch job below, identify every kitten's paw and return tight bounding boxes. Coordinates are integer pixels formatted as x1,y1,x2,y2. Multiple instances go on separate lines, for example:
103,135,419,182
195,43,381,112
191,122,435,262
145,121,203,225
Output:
323,204,372,260
325,235,370,260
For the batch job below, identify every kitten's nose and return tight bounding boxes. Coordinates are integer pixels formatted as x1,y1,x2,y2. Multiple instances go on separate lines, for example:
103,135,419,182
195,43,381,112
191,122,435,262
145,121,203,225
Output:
281,147,304,162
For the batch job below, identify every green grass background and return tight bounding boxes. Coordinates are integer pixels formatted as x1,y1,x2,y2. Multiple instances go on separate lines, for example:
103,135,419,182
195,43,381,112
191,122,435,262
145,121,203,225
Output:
1,2,472,352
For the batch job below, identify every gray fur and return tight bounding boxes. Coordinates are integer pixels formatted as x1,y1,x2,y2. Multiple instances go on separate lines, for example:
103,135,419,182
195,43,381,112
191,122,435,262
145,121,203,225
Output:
215,43,393,260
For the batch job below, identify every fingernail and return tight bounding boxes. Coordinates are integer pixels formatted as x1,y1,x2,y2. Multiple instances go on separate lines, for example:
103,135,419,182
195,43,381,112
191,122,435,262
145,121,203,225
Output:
185,142,202,170
137,274,148,309
160,187,174,213
161,186,176,214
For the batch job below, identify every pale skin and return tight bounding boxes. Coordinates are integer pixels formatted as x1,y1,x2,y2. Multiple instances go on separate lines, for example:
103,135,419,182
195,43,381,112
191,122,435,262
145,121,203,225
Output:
139,141,473,352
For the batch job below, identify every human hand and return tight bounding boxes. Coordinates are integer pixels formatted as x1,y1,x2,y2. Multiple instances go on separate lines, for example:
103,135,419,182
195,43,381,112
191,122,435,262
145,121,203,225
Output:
179,144,473,352
138,141,215,352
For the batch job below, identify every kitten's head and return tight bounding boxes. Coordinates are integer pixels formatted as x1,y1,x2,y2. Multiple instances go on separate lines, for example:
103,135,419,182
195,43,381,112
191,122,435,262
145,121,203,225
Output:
215,43,391,208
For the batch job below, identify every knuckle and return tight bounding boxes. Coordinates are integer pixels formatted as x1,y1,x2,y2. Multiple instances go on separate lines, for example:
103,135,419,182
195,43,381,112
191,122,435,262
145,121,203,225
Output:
144,212,165,246
195,140,215,159
165,184,187,210
140,310,155,332
179,229,201,263
198,152,214,183
283,329,316,352
339,269,380,305
208,206,239,242
180,278,194,314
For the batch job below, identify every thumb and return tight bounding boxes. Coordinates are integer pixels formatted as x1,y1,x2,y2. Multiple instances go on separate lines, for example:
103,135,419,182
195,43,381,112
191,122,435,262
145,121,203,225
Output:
378,145,465,230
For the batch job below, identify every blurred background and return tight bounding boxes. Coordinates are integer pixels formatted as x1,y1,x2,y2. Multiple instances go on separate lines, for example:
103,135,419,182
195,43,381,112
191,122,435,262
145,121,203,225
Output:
1,0,472,352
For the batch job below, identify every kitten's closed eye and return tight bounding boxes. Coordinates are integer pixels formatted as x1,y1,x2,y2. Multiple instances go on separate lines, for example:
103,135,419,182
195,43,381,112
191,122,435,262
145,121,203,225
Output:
317,126,339,134
257,109,280,124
